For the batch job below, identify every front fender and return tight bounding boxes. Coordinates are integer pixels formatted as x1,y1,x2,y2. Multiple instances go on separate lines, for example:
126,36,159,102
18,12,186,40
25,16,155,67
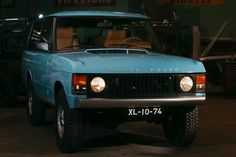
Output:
49,71,72,105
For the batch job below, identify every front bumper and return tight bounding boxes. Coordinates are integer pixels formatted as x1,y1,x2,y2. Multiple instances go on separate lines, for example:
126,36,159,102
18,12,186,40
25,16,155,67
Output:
77,96,206,108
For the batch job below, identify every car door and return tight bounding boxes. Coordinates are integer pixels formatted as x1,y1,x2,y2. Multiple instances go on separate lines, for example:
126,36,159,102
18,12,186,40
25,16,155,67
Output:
23,19,43,94
32,17,54,101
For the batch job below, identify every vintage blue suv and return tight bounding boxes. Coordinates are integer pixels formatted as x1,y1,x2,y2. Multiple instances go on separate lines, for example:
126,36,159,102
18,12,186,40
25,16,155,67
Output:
22,11,206,153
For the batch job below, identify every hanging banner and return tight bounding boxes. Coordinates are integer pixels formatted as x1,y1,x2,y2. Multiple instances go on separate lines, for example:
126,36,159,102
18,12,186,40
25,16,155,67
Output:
0,0,15,8
55,0,116,7
156,0,224,5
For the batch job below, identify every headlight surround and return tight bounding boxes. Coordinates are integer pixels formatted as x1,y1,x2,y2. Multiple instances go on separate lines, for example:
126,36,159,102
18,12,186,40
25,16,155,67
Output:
90,77,106,93
180,76,194,92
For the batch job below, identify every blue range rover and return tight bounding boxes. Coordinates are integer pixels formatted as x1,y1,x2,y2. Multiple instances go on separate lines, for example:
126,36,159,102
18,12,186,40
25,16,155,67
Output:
22,11,206,153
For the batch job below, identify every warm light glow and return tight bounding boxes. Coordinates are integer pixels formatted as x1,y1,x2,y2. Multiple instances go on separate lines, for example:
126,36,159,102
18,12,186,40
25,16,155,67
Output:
90,77,106,93
180,76,193,92
72,74,87,93
196,74,206,92
73,75,87,86
196,74,206,84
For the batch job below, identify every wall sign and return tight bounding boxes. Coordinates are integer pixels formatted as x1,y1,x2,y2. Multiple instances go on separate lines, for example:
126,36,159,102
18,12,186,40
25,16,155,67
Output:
55,0,116,7
0,0,15,8
156,0,224,5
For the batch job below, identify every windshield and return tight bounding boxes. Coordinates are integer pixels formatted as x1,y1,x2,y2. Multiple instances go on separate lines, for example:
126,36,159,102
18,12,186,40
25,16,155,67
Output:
55,17,160,52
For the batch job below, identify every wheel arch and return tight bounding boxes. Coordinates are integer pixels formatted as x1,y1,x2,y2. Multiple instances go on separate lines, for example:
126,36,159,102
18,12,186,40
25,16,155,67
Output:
54,81,64,100
53,79,76,109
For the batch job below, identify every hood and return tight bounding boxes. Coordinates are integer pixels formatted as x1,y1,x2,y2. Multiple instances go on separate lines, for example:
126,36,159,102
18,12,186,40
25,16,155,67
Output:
57,49,206,74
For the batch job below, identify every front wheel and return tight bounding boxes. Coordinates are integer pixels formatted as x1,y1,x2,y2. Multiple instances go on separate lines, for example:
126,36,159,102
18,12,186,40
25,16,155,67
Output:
162,106,199,147
55,89,84,153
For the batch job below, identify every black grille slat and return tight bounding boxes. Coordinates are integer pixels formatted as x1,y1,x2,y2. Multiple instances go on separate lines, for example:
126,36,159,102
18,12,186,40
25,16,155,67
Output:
163,76,167,94
147,76,151,96
144,75,148,95
88,74,178,98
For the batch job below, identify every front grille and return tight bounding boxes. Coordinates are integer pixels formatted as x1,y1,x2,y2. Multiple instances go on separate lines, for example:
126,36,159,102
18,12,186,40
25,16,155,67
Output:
88,74,178,98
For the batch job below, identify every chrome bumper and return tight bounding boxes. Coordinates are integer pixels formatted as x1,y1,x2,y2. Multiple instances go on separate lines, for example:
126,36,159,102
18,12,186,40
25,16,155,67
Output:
78,96,206,108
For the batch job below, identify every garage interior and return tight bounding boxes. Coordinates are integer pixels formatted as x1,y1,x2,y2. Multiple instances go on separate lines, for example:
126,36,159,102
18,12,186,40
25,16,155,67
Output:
0,0,236,156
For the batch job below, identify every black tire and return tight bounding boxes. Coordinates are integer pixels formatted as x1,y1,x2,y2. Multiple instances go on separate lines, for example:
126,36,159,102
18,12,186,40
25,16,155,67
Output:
0,73,17,106
55,89,84,153
27,81,47,125
162,106,199,147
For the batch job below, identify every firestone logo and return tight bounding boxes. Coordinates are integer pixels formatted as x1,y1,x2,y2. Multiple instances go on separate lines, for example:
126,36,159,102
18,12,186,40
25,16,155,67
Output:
56,0,115,7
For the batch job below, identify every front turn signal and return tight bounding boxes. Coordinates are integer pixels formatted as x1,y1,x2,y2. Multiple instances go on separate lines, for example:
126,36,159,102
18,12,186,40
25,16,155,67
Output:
72,74,87,94
196,74,206,92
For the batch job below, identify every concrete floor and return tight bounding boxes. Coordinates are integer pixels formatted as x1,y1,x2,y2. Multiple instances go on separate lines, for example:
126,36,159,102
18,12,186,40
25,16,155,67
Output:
0,95,236,157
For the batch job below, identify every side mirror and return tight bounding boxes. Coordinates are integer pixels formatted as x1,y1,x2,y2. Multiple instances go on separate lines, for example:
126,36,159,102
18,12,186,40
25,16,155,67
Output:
35,42,49,51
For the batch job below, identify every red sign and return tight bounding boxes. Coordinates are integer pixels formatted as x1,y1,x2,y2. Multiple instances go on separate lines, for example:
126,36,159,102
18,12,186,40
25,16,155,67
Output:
156,0,224,5
55,0,116,7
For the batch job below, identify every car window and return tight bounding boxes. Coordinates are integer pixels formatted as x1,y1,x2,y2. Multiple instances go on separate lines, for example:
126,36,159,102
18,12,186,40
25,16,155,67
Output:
41,17,53,44
28,20,43,51
28,18,53,52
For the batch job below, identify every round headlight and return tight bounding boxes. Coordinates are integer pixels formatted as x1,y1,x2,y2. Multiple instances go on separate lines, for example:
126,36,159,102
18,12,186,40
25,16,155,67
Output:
180,76,193,92
90,77,106,93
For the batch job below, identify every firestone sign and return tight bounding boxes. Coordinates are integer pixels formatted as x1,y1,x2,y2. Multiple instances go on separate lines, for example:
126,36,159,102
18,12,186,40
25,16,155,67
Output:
55,0,116,7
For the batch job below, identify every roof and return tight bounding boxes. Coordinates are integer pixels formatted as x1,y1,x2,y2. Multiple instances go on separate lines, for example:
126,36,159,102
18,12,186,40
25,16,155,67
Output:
47,11,149,20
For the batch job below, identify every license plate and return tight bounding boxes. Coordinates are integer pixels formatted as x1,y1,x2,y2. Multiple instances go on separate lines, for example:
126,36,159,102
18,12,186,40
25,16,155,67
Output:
128,107,162,116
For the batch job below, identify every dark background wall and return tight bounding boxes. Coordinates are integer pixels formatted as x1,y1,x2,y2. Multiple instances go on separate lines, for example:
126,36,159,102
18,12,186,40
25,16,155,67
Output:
0,0,28,18
174,0,236,38
128,0,236,38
